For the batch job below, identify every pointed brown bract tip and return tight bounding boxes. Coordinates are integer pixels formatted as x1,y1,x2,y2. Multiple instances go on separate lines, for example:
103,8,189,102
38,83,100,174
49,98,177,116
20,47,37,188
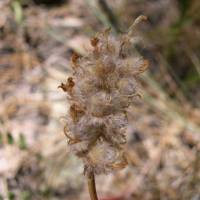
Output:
58,77,75,93
67,77,75,88
91,36,99,47
58,83,68,92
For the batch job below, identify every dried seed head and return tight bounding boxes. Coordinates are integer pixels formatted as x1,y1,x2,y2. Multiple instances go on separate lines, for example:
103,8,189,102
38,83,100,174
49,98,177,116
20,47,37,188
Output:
60,16,148,175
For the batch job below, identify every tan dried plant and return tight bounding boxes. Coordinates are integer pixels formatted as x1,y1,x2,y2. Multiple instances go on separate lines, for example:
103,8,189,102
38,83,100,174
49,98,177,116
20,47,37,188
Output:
59,16,148,200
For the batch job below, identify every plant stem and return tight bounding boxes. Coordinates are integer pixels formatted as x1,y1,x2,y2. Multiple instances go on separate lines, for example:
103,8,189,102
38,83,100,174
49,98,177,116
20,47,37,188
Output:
87,171,99,200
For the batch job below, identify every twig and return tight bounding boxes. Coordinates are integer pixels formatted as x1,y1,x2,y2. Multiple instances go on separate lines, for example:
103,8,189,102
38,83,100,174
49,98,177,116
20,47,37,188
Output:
87,171,99,200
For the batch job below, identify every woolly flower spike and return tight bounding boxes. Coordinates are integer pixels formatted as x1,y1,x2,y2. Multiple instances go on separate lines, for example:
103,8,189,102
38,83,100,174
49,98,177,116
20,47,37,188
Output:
59,16,148,175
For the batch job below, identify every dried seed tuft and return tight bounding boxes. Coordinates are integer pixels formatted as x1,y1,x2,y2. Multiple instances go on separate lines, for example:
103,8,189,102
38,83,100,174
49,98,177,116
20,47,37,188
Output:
60,16,148,175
